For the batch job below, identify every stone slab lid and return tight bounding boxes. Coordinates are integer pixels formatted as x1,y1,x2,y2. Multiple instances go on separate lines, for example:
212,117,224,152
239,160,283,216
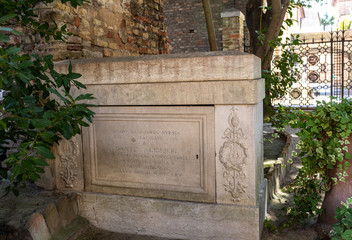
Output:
55,52,261,85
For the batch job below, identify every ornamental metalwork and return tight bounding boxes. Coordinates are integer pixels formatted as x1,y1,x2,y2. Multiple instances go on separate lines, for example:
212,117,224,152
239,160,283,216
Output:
245,30,352,109
275,30,352,108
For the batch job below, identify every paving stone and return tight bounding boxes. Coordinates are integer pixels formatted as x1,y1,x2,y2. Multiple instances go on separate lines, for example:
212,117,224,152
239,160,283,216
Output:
43,203,63,235
51,216,89,240
24,213,51,240
56,196,76,227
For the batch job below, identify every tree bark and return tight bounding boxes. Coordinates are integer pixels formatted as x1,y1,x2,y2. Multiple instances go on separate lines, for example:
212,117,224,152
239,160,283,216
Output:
246,0,291,114
246,0,290,65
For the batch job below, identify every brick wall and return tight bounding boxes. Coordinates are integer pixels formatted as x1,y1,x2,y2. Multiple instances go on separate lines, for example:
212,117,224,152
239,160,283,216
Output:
222,10,244,52
14,0,170,61
164,0,249,53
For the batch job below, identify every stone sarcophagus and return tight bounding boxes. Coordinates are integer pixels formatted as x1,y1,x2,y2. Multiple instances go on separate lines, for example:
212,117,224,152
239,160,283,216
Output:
51,52,266,240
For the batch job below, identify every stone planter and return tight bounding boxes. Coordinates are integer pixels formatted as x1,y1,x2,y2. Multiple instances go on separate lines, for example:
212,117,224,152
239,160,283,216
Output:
319,135,352,225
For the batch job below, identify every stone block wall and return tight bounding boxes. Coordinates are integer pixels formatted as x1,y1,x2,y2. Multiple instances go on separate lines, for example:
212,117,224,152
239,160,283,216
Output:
15,0,170,61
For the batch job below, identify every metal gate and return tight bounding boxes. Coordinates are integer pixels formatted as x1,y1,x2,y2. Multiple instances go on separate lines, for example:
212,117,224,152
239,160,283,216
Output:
273,30,352,109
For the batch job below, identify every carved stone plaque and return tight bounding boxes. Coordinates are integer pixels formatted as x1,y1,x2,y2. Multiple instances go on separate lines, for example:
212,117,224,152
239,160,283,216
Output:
83,107,215,202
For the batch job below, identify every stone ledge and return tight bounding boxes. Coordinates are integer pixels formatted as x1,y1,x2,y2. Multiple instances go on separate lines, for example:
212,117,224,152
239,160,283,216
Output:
71,79,265,105
55,52,261,85
20,193,81,240
221,8,245,19
78,182,267,240
264,131,299,200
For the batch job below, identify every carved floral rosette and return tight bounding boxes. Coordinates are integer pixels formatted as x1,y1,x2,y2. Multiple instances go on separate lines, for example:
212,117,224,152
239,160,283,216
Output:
219,107,248,202
57,138,79,188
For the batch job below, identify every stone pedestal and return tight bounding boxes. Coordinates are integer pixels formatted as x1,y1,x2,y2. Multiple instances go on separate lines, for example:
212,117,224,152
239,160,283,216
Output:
54,52,266,240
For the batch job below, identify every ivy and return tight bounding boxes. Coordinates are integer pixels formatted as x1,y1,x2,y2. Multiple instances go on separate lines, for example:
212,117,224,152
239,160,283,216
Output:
330,196,352,240
0,0,94,196
277,98,352,223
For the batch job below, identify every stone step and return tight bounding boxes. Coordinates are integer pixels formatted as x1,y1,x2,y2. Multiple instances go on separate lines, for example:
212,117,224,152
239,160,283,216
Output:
73,224,181,240
50,216,89,240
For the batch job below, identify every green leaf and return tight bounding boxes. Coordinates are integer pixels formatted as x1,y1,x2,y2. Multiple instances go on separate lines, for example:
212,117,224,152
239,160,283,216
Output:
0,27,23,35
31,157,49,166
34,146,55,159
75,93,94,101
0,120,6,130
0,33,10,42
346,152,352,159
60,122,73,139
10,164,21,182
17,119,29,130
16,72,31,83
316,147,324,156
23,96,37,105
0,13,16,24
39,131,55,139
342,229,352,240
73,80,86,89
6,46,21,55
47,87,69,104
30,119,52,129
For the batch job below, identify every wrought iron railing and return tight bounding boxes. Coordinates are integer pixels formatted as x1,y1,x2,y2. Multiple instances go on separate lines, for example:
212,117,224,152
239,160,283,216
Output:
245,30,352,109
274,30,352,109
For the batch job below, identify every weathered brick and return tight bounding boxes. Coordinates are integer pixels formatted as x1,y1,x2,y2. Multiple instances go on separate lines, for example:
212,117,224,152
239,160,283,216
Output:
103,48,112,57
142,32,149,39
109,42,118,49
74,16,81,27
107,31,114,38
133,29,139,35
94,27,105,37
96,39,108,47
125,44,132,51
139,47,147,54
164,0,236,53
21,0,171,61
67,44,82,51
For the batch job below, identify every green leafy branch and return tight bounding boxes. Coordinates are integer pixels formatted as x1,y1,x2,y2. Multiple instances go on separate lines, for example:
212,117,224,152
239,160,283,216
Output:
275,98,352,223
0,0,93,196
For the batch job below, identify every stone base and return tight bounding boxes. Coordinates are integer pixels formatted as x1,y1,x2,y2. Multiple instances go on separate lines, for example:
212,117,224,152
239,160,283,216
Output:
78,180,266,240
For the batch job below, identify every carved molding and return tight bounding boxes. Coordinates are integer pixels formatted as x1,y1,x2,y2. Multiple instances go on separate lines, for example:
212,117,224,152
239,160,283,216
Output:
57,139,79,188
219,107,248,202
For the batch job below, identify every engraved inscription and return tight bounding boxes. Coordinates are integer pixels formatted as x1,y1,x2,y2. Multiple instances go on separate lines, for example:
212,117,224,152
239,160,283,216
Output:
84,107,216,202
219,107,248,202
93,118,202,188
106,129,185,178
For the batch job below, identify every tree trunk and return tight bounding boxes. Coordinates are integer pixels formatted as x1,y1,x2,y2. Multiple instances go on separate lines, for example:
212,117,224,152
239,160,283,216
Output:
246,0,290,113
202,0,217,51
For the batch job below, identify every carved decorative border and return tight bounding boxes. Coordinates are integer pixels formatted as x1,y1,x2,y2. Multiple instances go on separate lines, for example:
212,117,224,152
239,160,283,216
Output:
219,107,248,202
57,139,79,188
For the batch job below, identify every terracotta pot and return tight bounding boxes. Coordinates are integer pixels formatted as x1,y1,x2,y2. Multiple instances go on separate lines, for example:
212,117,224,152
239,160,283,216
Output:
319,135,352,225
